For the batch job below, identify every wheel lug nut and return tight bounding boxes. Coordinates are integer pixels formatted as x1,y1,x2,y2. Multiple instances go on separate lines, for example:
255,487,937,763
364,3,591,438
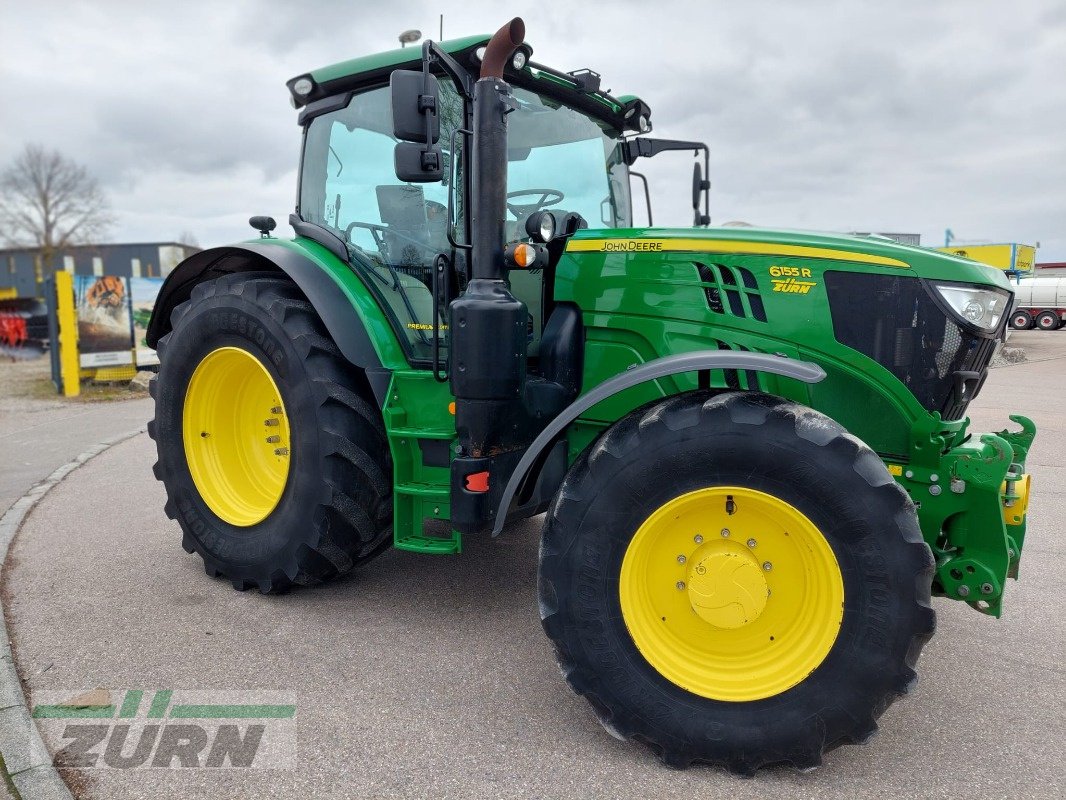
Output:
762,562,772,571
274,448,289,456
266,435,280,443
265,418,280,427
747,538,757,548
694,534,703,544
677,554,686,564
721,528,730,538
676,581,686,590
271,406,283,414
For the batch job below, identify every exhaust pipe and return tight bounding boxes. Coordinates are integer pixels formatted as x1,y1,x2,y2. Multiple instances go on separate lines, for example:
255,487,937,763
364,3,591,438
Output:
480,17,525,79
449,18,529,529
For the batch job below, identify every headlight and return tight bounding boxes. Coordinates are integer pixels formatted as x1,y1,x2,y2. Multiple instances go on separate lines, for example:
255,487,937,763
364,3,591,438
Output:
292,77,314,97
932,282,1009,333
525,211,556,243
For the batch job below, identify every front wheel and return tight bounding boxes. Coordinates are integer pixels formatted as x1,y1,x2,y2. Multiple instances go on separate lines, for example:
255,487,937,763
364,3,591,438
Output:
538,392,935,774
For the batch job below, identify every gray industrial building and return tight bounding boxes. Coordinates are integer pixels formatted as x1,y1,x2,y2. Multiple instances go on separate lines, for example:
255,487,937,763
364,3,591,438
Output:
0,242,200,299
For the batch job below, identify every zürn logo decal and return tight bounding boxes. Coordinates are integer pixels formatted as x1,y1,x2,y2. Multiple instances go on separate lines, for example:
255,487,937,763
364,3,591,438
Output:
30,689,297,769
769,266,817,295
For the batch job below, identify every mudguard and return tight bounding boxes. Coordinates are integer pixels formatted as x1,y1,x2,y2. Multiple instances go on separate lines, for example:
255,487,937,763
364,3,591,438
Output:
146,241,401,405
490,351,827,536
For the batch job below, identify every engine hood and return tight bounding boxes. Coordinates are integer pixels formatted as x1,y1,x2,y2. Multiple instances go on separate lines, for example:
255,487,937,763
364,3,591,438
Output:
565,226,1013,291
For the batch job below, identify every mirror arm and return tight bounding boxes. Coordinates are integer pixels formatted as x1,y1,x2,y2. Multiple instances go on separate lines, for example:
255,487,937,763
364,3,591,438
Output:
421,40,473,99
621,137,708,165
622,137,711,228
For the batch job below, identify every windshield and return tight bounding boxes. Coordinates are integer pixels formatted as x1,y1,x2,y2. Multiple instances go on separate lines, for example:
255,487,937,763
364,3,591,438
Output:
297,77,630,364
507,85,631,229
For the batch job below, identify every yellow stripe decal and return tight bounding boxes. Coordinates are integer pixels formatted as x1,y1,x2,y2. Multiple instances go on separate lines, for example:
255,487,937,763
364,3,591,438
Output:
566,238,910,268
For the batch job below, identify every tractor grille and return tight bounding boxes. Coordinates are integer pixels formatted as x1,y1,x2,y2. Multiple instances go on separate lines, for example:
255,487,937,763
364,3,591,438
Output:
824,271,1000,421
694,263,767,322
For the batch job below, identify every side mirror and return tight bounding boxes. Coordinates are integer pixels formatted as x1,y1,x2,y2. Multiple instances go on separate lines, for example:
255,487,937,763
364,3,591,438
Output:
391,69,443,183
692,162,710,227
394,141,443,183
391,70,441,143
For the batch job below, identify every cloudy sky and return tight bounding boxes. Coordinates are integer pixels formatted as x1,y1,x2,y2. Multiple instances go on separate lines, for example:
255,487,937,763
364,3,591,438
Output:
2,0,1063,258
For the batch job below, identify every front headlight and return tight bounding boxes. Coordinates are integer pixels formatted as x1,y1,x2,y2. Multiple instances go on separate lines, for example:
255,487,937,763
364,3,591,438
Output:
932,282,1009,333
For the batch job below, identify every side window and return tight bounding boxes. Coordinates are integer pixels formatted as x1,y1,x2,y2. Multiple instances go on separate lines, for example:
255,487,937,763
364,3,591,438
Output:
300,81,463,360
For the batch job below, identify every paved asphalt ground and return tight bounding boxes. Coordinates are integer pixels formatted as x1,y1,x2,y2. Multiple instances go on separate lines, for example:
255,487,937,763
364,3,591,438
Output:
2,331,1065,799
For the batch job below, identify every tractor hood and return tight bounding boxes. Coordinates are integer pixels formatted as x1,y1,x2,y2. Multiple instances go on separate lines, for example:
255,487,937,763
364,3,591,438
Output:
565,226,1013,290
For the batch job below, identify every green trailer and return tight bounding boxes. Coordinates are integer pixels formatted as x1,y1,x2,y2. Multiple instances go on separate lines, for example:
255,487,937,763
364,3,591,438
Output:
146,19,1035,774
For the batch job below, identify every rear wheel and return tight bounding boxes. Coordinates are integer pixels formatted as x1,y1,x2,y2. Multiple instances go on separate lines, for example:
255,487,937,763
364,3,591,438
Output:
538,391,935,774
149,273,393,592
1009,310,1033,330
1035,310,1060,330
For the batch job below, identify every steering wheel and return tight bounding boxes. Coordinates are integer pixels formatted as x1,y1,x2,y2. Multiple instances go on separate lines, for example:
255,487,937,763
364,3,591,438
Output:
506,188,565,219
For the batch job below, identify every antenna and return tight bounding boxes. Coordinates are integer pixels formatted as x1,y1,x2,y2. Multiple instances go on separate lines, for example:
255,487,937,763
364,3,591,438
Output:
440,14,443,39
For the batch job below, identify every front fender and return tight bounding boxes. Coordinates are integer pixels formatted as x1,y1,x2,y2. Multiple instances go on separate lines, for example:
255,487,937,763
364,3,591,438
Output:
489,351,826,536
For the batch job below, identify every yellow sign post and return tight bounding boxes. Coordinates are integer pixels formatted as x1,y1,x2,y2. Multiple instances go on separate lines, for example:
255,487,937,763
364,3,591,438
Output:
54,270,81,397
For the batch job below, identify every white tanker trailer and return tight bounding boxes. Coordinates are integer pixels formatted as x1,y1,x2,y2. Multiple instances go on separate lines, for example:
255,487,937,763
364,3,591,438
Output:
1009,275,1066,330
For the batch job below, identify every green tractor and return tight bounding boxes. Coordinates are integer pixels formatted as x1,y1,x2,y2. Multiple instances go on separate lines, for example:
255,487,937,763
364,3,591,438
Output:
147,18,1035,773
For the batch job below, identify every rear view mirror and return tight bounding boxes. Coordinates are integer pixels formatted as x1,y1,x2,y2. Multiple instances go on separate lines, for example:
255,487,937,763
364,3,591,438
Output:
692,162,711,227
394,141,443,183
391,70,440,143
391,69,442,183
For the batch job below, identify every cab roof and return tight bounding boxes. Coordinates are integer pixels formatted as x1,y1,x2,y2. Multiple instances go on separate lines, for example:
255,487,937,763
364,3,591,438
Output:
286,34,647,134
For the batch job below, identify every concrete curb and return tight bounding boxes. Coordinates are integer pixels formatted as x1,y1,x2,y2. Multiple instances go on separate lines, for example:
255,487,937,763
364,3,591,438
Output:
0,427,147,800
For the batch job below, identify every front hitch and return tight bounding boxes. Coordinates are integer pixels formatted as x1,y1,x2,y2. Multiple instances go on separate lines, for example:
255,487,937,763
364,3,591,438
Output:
894,414,1036,617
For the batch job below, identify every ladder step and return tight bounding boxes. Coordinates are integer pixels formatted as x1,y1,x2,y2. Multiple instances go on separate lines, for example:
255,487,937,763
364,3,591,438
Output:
389,428,454,440
394,483,449,499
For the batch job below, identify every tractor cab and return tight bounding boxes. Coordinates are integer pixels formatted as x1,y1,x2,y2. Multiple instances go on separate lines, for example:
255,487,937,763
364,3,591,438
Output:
290,33,699,364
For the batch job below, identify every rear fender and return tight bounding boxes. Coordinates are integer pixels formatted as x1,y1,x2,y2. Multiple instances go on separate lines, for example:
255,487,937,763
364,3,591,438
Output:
146,240,407,405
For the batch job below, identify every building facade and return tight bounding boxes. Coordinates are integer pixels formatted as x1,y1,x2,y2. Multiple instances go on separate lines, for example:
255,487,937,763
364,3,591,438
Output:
0,242,199,299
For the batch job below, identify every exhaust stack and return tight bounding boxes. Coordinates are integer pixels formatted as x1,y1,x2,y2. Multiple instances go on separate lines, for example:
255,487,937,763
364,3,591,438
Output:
448,18,529,531
479,17,525,79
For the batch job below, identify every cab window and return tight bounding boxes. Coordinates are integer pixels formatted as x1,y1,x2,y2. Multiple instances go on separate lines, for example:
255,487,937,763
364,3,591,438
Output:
299,81,464,360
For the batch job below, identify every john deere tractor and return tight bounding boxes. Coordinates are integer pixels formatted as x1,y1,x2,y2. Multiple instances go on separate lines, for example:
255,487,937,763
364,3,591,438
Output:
147,18,1036,773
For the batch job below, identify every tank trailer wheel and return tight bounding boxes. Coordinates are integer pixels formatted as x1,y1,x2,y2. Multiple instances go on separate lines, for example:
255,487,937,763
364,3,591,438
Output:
538,391,935,774
1009,310,1033,330
148,273,393,592
1035,310,1060,331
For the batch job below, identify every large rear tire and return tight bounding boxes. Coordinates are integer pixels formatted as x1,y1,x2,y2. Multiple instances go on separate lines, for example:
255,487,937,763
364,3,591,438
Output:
538,391,935,774
149,272,392,592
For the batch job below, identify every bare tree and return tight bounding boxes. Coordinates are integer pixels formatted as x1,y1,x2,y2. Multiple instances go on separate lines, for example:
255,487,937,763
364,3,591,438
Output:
177,230,201,249
0,144,115,273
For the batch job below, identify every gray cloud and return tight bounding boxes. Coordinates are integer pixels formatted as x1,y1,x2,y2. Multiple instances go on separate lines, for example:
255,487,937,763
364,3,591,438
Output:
1,0,1062,256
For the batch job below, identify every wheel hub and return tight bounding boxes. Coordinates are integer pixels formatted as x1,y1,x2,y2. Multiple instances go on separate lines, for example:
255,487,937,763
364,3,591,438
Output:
686,546,768,629
182,346,291,527
619,486,844,702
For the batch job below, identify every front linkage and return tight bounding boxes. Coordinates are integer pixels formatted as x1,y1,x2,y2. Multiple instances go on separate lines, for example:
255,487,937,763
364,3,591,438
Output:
894,414,1036,616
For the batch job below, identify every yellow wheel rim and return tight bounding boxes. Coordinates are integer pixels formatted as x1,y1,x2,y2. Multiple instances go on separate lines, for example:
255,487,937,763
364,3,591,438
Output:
619,486,844,702
182,346,291,527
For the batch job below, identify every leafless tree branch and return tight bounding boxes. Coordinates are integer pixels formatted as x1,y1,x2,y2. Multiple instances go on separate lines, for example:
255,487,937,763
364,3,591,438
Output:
0,144,115,270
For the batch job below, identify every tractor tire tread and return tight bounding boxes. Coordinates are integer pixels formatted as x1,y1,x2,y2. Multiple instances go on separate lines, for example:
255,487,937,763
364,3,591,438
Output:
150,274,392,594
539,390,935,775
